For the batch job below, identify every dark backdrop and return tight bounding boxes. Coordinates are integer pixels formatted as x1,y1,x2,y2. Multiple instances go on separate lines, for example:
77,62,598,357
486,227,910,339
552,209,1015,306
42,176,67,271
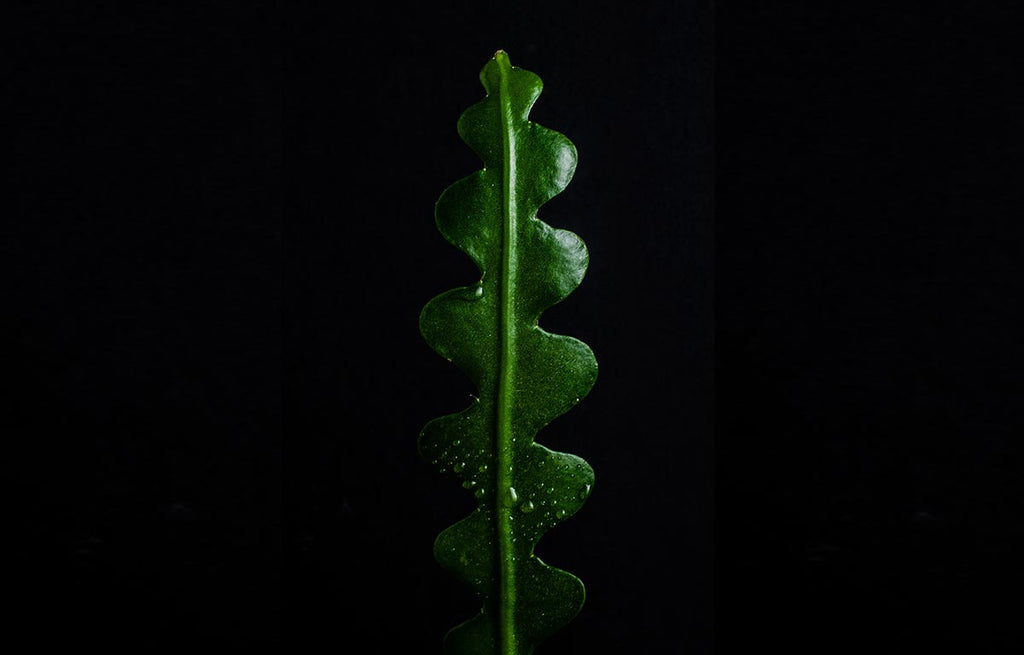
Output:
8,2,283,650
718,3,1022,653
8,1,1020,653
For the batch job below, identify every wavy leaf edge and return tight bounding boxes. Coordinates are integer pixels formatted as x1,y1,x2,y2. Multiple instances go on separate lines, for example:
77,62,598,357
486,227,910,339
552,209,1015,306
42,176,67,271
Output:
419,50,597,655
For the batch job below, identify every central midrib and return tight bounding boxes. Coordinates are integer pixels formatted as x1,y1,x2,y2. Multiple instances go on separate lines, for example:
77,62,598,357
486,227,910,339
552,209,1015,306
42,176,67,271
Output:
493,50,518,655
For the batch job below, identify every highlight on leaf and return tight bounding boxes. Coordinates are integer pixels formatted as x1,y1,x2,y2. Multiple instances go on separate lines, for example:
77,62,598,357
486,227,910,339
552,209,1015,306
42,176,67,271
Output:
418,50,597,655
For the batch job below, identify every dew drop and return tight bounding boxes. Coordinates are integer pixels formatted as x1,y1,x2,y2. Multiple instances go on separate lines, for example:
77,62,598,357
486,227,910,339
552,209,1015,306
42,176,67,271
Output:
556,509,567,519
520,500,536,513
453,462,466,473
474,488,486,499
473,285,484,298
507,487,519,505
453,439,461,446
478,464,488,473
462,479,477,489
578,484,592,500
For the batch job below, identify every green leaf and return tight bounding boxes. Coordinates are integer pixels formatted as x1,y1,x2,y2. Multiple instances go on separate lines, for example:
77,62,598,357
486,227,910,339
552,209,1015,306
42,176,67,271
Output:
419,50,597,655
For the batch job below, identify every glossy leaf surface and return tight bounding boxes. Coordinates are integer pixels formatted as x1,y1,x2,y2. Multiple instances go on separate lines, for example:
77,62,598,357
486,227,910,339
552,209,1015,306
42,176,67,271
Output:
419,51,597,655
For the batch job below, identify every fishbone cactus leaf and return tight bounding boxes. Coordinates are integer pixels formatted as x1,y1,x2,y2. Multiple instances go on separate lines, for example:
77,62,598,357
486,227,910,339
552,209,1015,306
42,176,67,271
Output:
419,50,597,655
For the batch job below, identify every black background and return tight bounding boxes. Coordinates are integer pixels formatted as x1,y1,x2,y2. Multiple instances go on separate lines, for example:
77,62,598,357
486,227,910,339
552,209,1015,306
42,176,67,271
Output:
7,1,1022,653
718,4,1021,653
9,2,283,650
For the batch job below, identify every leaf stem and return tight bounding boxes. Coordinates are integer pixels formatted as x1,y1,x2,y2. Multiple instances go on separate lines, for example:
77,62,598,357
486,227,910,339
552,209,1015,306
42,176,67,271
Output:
494,48,518,655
